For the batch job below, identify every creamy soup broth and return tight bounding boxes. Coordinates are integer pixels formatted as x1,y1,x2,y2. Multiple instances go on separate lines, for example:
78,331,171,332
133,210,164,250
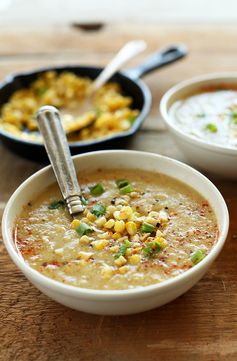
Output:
15,169,218,290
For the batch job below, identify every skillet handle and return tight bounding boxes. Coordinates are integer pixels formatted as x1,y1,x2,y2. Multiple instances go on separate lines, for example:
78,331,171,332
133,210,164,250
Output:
125,43,187,79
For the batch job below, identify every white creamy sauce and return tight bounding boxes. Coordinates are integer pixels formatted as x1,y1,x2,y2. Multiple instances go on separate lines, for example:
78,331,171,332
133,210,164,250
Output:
169,90,237,148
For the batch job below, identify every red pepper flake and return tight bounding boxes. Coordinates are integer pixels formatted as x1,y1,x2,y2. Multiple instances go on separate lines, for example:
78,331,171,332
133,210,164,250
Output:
42,260,61,267
21,247,35,256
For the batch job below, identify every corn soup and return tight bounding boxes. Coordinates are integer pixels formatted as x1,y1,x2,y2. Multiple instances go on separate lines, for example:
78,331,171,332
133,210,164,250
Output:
14,169,218,290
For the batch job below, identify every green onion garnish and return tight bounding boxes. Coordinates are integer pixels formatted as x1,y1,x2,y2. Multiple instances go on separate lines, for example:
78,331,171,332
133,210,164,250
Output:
230,111,237,124
91,203,106,217
120,184,133,194
116,179,129,189
95,108,103,117
141,222,155,234
143,241,161,258
37,86,48,96
196,113,205,118
128,115,136,124
191,250,205,265
48,200,65,209
115,240,131,259
205,123,218,133
76,222,93,237
90,183,105,196
80,195,88,205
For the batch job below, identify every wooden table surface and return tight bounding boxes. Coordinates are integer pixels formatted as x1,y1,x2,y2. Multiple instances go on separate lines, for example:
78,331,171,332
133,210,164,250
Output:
1,24,237,361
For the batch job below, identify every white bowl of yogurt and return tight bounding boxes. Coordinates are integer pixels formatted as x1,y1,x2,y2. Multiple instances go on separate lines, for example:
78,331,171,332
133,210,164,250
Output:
160,73,237,178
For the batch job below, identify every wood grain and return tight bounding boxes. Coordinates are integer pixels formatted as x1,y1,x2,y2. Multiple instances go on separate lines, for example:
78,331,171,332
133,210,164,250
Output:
1,24,237,361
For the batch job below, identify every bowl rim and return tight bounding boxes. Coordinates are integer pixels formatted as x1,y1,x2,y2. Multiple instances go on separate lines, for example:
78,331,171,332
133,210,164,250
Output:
2,150,229,300
160,72,237,155
0,65,151,148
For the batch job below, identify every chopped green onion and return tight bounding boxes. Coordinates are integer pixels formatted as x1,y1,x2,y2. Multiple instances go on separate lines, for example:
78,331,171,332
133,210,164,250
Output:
48,200,65,209
115,240,131,259
230,111,237,124
143,241,161,258
196,113,205,118
95,108,103,117
91,203,106,217
76,222,93,236
191,250,205,265
116,179,129,189
205,123,218,133
80,195,88,205
128,115,137,124
90,183,105,196
37,86,48,96
116,179,134,194
120,184,133,194
141,222,155,234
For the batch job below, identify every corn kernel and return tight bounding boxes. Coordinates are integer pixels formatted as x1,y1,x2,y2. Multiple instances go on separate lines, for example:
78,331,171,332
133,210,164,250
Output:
125,248,132,256
54,248,64,255
95,216,107,227
71,219,80,229
115,198,128,206
159,210,168,223
86,211,97,222
112,232,122,240
148,211,160,218
101,266,114,279
106,205,116,215
114,220,125,232
113,210,121,219
118,265,129,274
145,217,157,226
156,237,168,249
97,232,111,239
114,255,127,267
156,229,163,237
129,254,141,265
125,221,137,236
104,219,115,229
119,206,133,220
78,251,93,260
110,245,119,253
92,239,109,250
80,235,91,245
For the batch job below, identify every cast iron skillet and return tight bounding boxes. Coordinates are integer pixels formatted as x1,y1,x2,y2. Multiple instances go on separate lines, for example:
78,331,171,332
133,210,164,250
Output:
0,44,187,162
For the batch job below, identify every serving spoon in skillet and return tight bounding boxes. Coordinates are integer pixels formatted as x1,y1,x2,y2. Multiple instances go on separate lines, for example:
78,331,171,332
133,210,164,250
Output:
35,42,147,217
61,40,147,134
37,105,85,217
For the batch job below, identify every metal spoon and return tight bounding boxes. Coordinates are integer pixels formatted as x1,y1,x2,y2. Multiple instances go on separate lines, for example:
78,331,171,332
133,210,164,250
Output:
36,105,84,217
61,40,146,134
89,40,146,95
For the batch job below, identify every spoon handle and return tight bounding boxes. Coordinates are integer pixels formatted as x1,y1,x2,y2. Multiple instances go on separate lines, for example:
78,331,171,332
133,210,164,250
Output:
36,105,84,216
91,40,146,93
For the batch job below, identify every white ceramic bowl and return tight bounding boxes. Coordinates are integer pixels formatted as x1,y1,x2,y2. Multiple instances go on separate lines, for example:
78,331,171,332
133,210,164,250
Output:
160,73,237,179
2,150,229,315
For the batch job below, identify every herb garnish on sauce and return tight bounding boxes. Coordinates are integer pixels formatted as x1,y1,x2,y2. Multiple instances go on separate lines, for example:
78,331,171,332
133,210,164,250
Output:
205,123,218,133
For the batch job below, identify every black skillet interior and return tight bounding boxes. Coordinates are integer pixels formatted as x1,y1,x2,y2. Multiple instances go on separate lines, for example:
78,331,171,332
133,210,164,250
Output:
0,66,150,162
0,44,187,162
